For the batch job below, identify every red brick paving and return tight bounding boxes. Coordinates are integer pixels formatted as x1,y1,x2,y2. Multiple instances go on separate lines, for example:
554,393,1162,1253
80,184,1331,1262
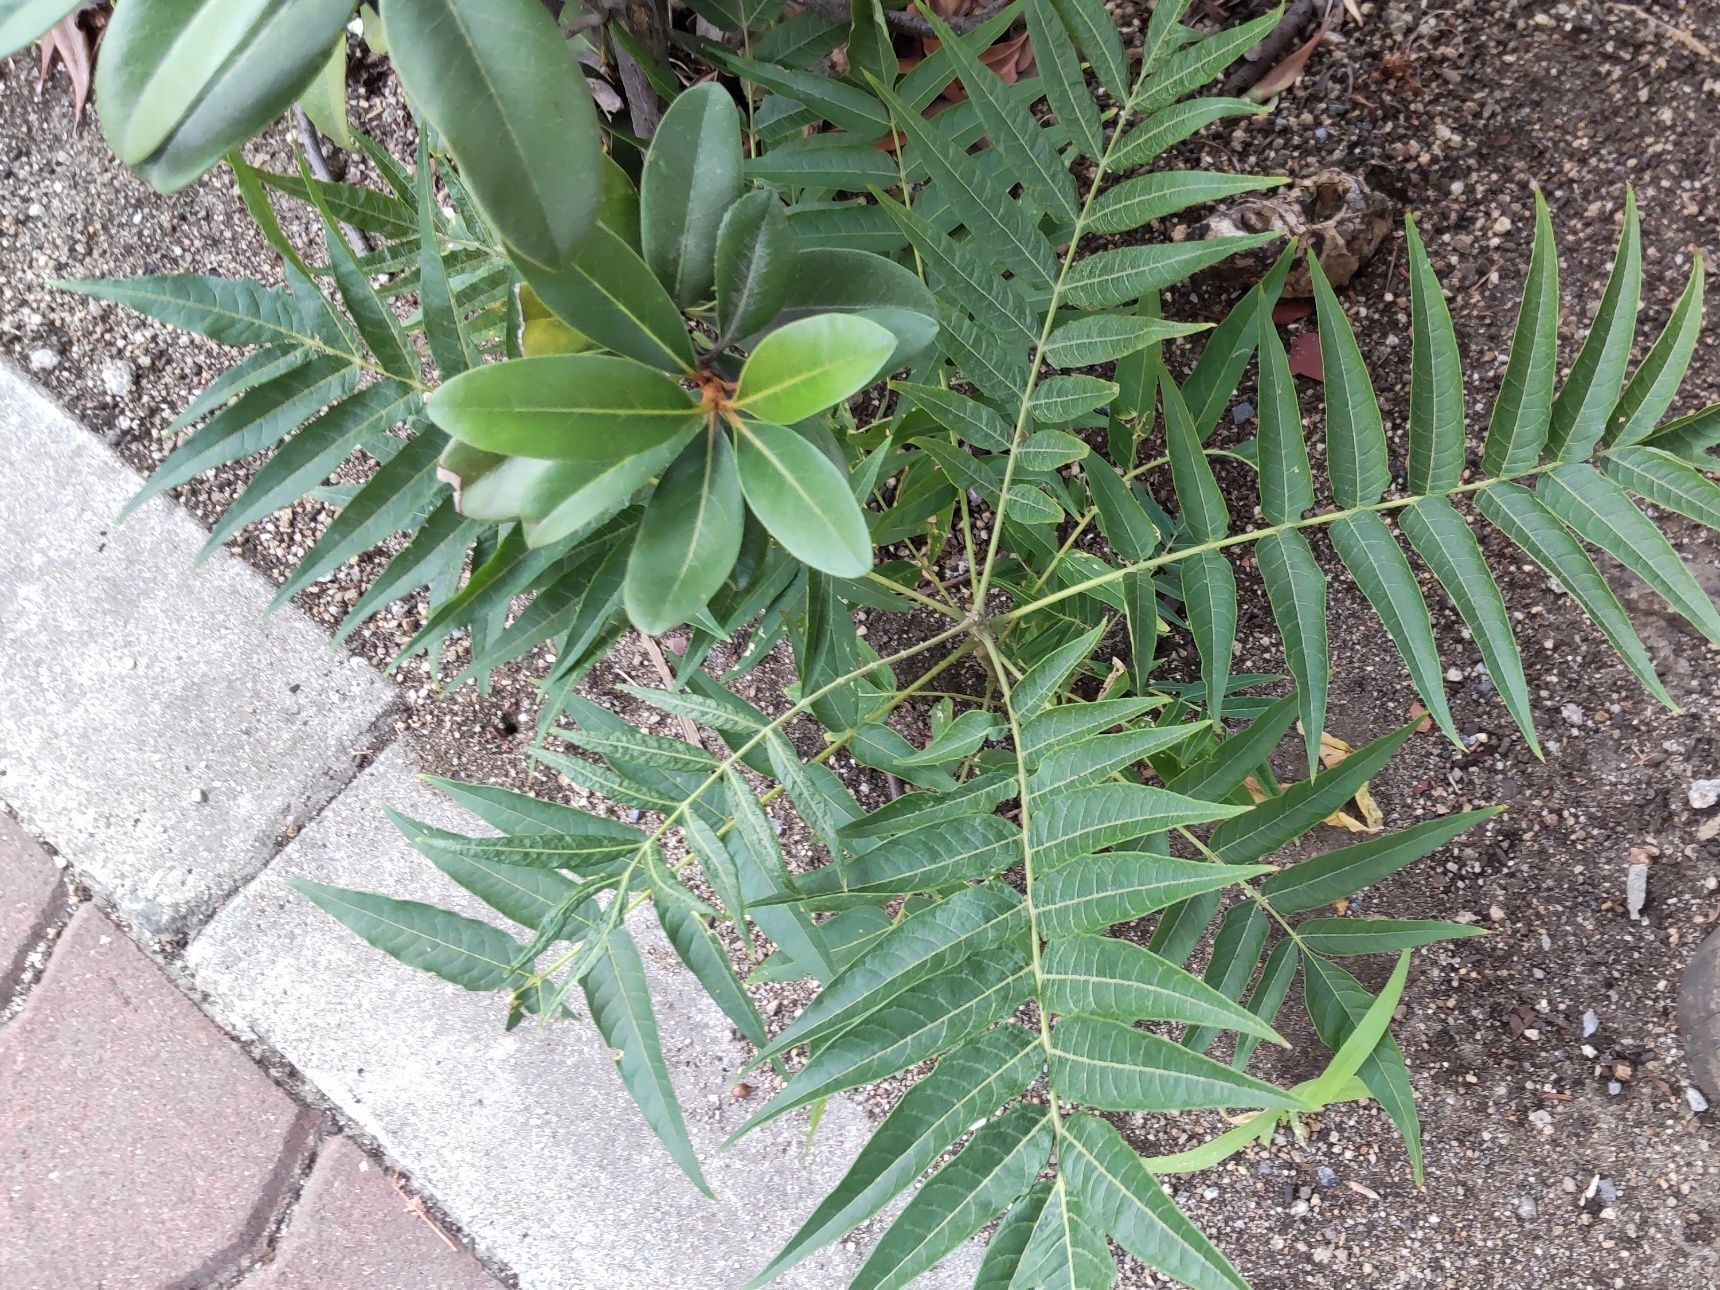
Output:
248,1136,497,1289
0,815,63,1000
0,906,320,1289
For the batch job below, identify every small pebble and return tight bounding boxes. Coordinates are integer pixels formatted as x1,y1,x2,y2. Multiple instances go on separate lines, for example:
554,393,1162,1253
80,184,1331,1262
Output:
1231,401,1255,424
1626,863,1649,920
190,787,208,804
1316,1166,1338,1188
1582,1009,1599,1037
1690,779,1720,811
1515,1197,1538,1221
1688,1087,1710,1114
99,358,136,398
28,346,60,372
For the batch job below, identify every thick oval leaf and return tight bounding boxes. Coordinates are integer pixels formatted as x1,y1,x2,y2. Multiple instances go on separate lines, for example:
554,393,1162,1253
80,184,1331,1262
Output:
521,222,696,374
389,0,602,269
427,355,699,461
1,0,81,58
624,431,744,633
735,314,896,424
97,0,356,191
642,83,743,305
765,247,940,369
521,427,696,549
732,420,872,577
715,190,795,346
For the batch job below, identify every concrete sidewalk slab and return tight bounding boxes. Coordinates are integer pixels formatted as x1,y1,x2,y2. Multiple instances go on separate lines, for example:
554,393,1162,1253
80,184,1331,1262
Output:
0,361,398,938
0,907,321,1289
187,743,976,1290
249,1136,499,1289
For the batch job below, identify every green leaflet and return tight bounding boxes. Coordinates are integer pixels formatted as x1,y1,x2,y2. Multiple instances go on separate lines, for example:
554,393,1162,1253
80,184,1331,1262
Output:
1045,314,1208,368
1163,691,1299,801
1298,917,1486,956
1398,497,1540,751
1047,0,1129,100
837,771,1017,842
1604,446,1720,532
1474,482,1674,707
641,83,742,306
1064,236,1279,311
1009,1178,1113,1290
786,813,1020,903
1027,0,1102,160
0,0,81,58
1041,934,1286,1043
1327,512,1460,743
1481,190,1560,476
1050,1015,1305,1113
285,878,525,993
1011,623,1107,719
1538,464,1720,643
1061,1113,1249,1290
1035,852,1271,940
973,1181,1055,1289
1610,257,1706,447
1261,808,1501,915
1182,902,1269,1054
851,1104,1053,1290
1254,292,1313,524
1311,254,1390,507
1030,784,1244,867
1088,172,1286,237
1404,214,1465,494
1112,97,1264,171
754,1024,1040,1285
874,193,1036,344
1546,190,1640,462
1255,531,1328,773
1179,550,1238,727
1027,722,1205,795
755,885,1027,1062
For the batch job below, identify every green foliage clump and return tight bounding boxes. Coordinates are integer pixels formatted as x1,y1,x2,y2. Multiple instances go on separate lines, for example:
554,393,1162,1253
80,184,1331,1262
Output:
46,0,1720,1286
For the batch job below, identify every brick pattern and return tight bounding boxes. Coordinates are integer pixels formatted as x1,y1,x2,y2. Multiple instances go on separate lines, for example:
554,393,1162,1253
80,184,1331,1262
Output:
0,908,320,1289
0,815,63,1002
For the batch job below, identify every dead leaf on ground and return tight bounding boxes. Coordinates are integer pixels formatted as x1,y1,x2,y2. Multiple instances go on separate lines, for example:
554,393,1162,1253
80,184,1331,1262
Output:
1272,299,1313,325
1288,329,1324,381
36,12,96,124
1249,5,1341,103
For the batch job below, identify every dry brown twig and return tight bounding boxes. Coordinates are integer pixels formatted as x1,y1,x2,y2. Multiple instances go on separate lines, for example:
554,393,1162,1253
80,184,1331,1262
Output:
637,630,702,746
1604,2,1719,62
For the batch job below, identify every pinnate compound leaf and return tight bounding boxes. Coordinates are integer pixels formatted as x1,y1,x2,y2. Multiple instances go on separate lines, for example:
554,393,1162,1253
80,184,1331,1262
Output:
285,878,521,992
624,431,744,634
850,1105,1052,1290
1036,852,1271,940
751,1026,1042,1288
735,314,897,424
388,0,601,269
1404,214,1465,494
428,355,699,460
733,419,872,577
641,83,742,306
1261,807,1500,915
1546,190,1640,462
1310,254,1390,507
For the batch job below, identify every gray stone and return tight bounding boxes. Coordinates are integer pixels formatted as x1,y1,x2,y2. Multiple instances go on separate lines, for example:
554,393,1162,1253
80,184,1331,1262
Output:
0,908,320,1289
186,744,977,1290
0,361,397,937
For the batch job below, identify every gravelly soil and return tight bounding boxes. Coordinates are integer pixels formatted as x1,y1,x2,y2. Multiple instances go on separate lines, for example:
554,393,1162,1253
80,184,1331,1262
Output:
3,2,1719,1286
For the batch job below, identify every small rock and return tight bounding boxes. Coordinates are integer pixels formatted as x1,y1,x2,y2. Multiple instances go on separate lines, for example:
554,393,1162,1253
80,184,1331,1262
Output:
1626,863,1649,920
1201,1185,1219,1200
28,346,60,372
1231,401,1255,425
1515,1197,1538,1221
190,787,208,804
1688,1087,1710,1114
1690,779,1720,810
1315,1166,1338,1188
99,359,136,398
1582,1009,1599,1037
1527,1109,1554,1132
1596,1178,1618,1205
625,808,642,824
1560,702,1585,728
1445,666,1466,683
1608,1080,1623,1096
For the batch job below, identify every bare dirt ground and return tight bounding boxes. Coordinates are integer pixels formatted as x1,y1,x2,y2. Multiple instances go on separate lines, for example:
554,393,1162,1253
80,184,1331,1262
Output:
3,2,1719,1287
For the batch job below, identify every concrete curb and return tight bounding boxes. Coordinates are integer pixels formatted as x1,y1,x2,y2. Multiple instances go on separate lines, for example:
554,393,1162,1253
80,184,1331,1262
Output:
0,362,975,1288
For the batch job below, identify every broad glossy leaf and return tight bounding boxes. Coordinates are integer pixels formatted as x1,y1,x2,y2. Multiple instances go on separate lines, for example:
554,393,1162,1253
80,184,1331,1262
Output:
389,0,600,268
766,247,939,370
1404,214,1464,493
1328,512,1458,742
1030,784,1244,867
717,48,890,139
1481,190,1561,476
715,190,795,346
98,0,356,190
1262,808,1499,914
1611,257,1706,446
521,426,697,549
735,314,896,423
1050,1014,1304,1112
1036,852,1270,939
523,222,696,373
851,1105,1053,1290
1475,482,1673,706
1539,464,1720,643
1398,497,1539,750
0,0,80,57
1043,934,1286,1042
732,419,872,577
286,878,521,992
642,83,743,305
624,431,744,633
1310,254,1390,507
1546,190,1640,461
428,355,699,460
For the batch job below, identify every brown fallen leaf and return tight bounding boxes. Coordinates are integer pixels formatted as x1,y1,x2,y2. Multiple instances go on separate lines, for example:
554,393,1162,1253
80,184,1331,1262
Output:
36,13,96,124
1248,9,1338,104
1288,329,1324,381
1272,299,1313,325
